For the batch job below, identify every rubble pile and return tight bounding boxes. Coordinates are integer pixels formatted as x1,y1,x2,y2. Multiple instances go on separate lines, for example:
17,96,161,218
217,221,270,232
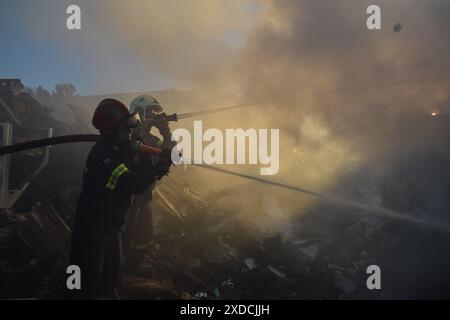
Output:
1,79,449,299
0,144,437,300
0,202,71,299
0,79,80,298
119,172,391,300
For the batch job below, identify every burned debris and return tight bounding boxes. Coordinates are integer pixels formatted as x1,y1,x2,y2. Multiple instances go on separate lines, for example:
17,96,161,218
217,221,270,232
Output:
117,171,393,300
1,78,450,300
0,79,76,298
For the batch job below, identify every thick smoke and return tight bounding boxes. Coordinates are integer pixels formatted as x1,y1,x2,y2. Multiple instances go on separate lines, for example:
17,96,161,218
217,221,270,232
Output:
193,0,450,217
20,0,450,218
18,0,450,297
209,1,450,297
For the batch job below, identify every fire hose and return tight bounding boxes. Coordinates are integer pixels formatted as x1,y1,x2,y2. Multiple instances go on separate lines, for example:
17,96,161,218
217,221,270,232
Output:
0,134,449,232
0,134,163,157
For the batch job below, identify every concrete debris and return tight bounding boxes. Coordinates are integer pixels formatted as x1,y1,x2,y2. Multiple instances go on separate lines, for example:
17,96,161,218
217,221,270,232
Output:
243,258,258,270
16,202,71,259
334,271,356,295
291,240,311,246
299,245,319,260
327,264,346,272
267,265,287,278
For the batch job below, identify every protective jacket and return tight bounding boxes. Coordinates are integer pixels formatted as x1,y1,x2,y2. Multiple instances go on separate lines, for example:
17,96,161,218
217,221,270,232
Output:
69,137,157,298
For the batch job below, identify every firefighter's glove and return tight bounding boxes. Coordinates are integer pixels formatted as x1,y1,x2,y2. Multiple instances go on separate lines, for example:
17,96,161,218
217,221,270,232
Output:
154,113,171,136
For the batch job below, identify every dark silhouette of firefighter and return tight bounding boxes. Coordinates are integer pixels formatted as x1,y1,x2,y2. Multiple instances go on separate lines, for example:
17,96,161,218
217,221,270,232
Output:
122,95,176,271
69,98,171,299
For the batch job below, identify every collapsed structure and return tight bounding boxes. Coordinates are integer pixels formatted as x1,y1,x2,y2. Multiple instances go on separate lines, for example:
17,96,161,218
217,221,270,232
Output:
1,79,450,299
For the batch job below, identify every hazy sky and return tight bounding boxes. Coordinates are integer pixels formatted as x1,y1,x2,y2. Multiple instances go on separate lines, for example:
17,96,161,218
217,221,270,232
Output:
1,0,449,99
0,0,260,95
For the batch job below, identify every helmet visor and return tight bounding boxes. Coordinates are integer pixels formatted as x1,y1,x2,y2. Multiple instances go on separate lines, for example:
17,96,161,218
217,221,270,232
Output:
126,112,142,128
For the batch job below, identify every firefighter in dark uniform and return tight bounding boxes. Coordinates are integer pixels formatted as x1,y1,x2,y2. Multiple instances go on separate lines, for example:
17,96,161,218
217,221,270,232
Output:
69,98,171,299
123,95,176,271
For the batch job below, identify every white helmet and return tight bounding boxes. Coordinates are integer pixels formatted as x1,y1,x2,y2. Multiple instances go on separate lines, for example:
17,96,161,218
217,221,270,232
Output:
130,95,163,119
